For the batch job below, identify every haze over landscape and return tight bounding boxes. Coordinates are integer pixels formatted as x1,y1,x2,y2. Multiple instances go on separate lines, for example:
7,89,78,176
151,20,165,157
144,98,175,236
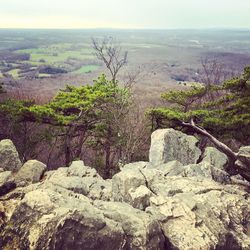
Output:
0,2,250,249
1,0,250,29
0,1,250,101
0,0,249,172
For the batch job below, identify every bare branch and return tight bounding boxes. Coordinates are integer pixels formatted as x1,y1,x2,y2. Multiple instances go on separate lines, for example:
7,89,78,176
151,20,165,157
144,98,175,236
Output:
181,118,250,182
92,37,128,83
182,118,237,161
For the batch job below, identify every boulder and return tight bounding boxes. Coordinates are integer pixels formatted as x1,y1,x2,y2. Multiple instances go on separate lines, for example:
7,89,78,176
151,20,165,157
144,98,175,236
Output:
0,188,125,250
15,160,46,187
202,147,228,170
152,160,184,176
0,171,12,187
0,186,165,250
44,167,90,196
112,162,250,249
181,161,231,184
94,200,165,249
149,129,201,165
112,167,146,203
44,161,112,200
0,171,16,196
120,161,151,170
146,176,250,250
237,146,250,165
0,136,250,250
128,185,153,210
0,139,22,171
68,160,99,178
235,146,250,181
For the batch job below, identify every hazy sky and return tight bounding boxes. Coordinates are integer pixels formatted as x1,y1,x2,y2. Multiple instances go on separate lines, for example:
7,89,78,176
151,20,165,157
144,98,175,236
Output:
0,0,250,29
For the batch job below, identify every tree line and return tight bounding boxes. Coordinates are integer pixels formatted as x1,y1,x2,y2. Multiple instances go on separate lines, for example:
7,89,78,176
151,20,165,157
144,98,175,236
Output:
0,38,249,180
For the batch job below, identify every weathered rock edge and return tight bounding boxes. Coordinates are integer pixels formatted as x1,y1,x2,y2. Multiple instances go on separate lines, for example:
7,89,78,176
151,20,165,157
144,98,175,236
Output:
0,129,249,250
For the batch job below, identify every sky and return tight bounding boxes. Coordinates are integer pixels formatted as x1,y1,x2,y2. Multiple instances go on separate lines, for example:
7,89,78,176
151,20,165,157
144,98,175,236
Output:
0,0,250,29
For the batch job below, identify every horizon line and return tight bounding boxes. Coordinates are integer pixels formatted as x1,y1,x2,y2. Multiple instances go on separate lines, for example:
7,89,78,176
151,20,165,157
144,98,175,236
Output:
0,27,250,31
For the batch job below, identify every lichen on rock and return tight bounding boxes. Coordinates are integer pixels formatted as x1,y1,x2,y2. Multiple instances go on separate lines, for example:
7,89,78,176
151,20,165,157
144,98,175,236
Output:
0,129,249,250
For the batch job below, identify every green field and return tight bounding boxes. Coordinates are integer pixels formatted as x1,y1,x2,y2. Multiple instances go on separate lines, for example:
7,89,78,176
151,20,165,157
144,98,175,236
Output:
38,73,52,78
17,43,94,64
7,43,99,78
73,65,99,74
7,69,20,78
28,52,93,63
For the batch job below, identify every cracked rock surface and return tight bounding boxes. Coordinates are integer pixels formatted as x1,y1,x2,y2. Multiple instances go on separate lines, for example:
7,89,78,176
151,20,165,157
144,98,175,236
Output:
0,129,250,250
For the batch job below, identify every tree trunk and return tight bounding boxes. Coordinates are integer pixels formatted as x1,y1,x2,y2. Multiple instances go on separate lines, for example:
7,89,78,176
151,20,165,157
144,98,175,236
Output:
181,119,250,182
75,132,87,159
64,128,72,167
104,144,111,179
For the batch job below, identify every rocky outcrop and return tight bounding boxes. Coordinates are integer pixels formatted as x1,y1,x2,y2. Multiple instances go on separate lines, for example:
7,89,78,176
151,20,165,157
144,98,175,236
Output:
113,164,250,249
15,160,46,187
149,129,201,166
0,171,15,196
0,187,165,250
235,146,250,181
237,146,250,165
202,146,228,169
44,160,112,201
0,131,249,250
0,139,22,171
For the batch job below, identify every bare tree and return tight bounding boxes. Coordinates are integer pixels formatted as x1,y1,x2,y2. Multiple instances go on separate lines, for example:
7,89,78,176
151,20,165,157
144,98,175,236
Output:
92,37,128,83
198,57,238,86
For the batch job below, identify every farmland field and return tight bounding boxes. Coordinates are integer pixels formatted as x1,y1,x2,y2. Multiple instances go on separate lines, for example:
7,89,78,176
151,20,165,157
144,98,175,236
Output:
73,65,99,74
0,29,250,100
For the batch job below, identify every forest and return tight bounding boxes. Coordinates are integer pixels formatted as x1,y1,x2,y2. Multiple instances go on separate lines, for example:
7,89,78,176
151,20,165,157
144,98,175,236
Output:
0,0,250,247
0,35,249,180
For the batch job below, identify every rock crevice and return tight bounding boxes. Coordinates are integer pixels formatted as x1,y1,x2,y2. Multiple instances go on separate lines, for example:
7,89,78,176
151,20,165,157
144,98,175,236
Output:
0,128,249,250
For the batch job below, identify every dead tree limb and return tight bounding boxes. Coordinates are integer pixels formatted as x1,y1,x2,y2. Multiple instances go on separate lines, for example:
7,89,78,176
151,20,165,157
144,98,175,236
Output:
182,118,237,161
181,118,250,182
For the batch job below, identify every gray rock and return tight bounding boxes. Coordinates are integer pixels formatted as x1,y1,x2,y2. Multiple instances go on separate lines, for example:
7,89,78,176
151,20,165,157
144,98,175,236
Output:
87,179,112,201
182,162,213,178
15,160,46,187
149,129,201,165
68,160,99,178
153,160,184,176
238,146,250,161
0,134,250,250
202,147,228,170
94,200,165,249
121,161,151,170
128,185,153,210
0,139,22,172
2,170,249,250
237,146,250,166
44,161,112,200
112,167,146,202
180,161,231,184
0,188,126,250
0,186,165,250
45,168,90,196
235,146,250,181
146,176,250,250
0,171,12,186
0,171,16,196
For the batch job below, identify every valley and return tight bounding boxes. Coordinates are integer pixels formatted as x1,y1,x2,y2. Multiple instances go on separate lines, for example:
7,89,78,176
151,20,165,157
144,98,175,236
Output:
1,29,250,100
